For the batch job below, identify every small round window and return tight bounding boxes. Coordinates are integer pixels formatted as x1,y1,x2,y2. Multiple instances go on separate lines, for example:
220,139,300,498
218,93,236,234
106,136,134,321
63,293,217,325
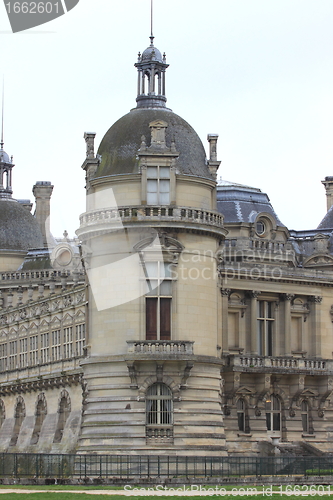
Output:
256,220,266,236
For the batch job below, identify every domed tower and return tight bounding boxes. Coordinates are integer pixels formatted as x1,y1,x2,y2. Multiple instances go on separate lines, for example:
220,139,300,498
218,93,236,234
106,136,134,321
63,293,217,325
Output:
77,35,227,455
0,138,44,271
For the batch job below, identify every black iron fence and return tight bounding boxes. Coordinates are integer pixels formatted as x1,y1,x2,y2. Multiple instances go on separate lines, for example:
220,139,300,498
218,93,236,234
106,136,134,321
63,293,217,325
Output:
0,454,333,480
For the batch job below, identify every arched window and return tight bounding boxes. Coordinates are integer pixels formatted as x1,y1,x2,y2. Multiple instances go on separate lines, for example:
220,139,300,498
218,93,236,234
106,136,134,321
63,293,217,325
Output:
53,392,71,443
10,397,25,446
0,399,5,429
301,400,309,433
146,383,173,440
265,394,281,431
30,395,47,445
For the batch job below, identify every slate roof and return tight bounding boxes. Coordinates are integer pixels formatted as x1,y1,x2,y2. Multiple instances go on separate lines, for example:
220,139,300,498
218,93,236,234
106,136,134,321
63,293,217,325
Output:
96,107,212,180
217,180,285,226
0,199,43,251
317,204,333,231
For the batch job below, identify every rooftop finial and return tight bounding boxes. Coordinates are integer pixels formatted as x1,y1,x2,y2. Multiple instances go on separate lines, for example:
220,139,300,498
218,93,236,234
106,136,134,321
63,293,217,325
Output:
1,77,4,150
149,0,154,45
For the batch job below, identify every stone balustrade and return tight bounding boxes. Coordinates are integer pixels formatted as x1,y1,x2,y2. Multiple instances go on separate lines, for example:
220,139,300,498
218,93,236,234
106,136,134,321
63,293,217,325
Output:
127,340,194,355
79,206,224,229
0,357,83,391
226,354,331,372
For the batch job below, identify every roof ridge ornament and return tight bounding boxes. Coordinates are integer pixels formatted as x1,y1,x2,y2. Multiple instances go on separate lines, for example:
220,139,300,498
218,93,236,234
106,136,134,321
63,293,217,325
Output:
1,77,4,150
150,0,154,45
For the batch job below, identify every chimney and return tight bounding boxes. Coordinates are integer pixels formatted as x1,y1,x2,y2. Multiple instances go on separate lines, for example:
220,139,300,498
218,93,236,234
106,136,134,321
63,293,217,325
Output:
33,181,54,248
322,176,333,211
207,134,221,180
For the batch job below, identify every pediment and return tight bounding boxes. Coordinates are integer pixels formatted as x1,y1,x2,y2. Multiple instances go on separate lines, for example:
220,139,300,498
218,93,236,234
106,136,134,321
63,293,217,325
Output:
40,319,49,331
50,316,61,326
74,310,85,321
303,253,333,268
149,119,168,128
236,386,255,395
300,388,318,398
63,313,73,325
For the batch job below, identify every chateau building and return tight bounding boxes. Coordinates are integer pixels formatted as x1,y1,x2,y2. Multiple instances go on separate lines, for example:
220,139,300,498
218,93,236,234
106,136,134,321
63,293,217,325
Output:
0,34,332,456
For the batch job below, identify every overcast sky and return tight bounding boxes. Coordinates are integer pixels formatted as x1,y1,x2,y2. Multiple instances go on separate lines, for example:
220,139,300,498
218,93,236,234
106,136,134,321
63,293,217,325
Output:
1,0,333,237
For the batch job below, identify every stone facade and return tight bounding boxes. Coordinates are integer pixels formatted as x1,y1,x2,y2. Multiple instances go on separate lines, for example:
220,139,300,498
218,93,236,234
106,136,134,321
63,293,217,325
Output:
0,34,332,457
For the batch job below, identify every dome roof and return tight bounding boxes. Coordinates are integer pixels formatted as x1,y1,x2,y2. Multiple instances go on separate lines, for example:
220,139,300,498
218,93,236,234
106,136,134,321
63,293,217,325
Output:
96,107,211,179
0,148,10,164
142,45,163,63
0,199,44,251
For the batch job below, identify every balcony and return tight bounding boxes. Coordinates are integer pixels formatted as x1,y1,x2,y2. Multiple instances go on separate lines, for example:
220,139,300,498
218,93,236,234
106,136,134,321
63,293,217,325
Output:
127,340,194,357
78,206,226,238
224,354,333,374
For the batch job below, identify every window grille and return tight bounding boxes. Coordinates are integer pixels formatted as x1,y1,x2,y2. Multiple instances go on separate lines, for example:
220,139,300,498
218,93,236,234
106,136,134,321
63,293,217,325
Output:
19,338,28,368
9,341,17,370
146,383,173,439
51,329,61,361
64,327,73,358
29,335,38,366
40,333,49,364
0,344,7,371
75,324,85,356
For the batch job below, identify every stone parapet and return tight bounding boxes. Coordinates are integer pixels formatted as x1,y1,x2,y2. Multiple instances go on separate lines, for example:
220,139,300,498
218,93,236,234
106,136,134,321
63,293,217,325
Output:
127,340,194,355
78,205,225,237
224,354,332,373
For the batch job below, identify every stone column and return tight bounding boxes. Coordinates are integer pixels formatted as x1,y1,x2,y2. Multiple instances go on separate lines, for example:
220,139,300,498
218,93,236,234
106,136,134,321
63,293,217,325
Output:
283,294,294,355
309,296,322,357
221,289,230,353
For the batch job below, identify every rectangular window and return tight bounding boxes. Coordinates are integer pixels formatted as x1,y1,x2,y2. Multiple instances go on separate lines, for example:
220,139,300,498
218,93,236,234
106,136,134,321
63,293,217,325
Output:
40,333,49,364
9,341,17,370
19,338,28,368
147,166,170,205
64,327,73,358
30,335,38,366
257,301,274,356
51,329,61,361
145,261,172,340
75,324,85,356
0,343,7,371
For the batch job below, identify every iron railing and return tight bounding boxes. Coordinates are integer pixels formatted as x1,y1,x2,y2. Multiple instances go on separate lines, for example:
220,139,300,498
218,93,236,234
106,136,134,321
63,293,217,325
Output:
0,454,333,479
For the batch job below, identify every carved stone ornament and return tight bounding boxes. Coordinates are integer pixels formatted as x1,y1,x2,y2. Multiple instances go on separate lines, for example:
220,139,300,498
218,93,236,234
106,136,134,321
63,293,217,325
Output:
254,407,262,417
248,291,261,299
289,408,296,418
310,296,323,304
223,405,231,416
318,409,325,418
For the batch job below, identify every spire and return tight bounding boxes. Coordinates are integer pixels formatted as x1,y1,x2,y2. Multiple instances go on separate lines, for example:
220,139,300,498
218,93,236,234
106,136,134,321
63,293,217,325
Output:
0,79,14,200
1,78,4,150
150,0,154,44
134,0,169,109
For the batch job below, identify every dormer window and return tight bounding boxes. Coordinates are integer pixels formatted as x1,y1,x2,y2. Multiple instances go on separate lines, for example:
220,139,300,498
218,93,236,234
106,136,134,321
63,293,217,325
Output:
256,220,266,236
147,166,170,205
